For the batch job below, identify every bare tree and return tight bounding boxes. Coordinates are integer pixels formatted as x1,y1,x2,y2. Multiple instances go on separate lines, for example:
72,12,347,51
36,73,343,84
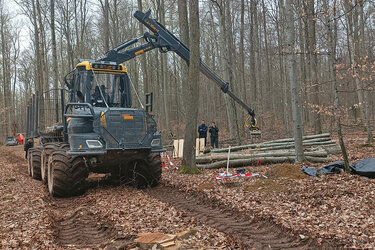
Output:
0,1,12,138
358,0,373,142
323,0,350,171
212,0,240,143
305,0,322,134
50,0,59,121
178,0,189,119
138,0,149,95
182,0,200,171
285,0,304,163
103,0,109,52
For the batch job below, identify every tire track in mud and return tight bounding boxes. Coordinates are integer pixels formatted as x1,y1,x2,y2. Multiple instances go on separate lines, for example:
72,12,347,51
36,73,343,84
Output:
4,147,118,247
53,206,116,246
3,145,130,249
147,186,341,249
45,194,123,248
46,197,113,247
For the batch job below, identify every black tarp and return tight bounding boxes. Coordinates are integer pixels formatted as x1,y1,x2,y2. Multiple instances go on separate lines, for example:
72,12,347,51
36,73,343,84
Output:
320,161,346,174
302,158,375,178
301,161,346,177
350,158,375,178
301,167,318,177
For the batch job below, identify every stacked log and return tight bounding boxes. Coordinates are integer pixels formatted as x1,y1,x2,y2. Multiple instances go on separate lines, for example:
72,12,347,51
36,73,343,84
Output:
197,133,341,169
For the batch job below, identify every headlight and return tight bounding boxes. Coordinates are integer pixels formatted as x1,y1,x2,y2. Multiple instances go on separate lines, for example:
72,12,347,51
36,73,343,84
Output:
151,138,161,147
86,140,103,148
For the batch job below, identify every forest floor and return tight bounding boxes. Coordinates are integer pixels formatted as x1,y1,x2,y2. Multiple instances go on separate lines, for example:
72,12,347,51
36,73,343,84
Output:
0,130,374,249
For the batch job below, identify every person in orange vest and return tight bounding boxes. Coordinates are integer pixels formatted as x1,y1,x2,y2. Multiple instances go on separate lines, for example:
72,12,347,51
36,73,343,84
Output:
18,134,24,145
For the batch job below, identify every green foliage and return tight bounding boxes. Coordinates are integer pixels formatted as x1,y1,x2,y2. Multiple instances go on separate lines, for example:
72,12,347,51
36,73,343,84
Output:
180,165,201,174
4,178,16,182
189,228,198,235
2,195,13,201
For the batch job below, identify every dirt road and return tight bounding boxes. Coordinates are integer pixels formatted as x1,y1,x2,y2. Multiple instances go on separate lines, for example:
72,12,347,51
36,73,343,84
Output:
0,145,341,249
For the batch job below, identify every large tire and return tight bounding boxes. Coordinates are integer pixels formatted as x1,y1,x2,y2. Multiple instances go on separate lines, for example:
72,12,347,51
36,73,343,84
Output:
48,149,89,197
41,143,60,184
129,152,162,188
27,150,32,176
30,148,42,180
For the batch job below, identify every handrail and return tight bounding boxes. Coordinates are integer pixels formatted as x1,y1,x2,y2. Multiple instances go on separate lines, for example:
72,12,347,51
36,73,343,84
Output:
64,102,95,118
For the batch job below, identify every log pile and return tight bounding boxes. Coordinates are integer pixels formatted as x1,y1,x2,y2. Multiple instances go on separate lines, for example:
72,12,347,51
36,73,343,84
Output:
197,133,341,169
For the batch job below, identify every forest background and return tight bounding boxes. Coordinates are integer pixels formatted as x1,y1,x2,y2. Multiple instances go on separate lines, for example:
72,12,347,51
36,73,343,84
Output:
0,0,374,144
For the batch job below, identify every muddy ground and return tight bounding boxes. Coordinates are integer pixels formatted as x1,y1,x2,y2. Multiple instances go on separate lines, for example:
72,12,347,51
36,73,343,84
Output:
0,131,374,249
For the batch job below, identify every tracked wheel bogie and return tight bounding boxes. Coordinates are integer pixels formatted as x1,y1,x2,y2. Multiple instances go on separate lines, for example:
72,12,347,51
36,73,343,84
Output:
30,148,42,181
48,149,89,197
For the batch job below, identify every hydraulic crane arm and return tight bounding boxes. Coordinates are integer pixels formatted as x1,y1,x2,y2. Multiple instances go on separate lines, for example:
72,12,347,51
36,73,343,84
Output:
99,10,257,127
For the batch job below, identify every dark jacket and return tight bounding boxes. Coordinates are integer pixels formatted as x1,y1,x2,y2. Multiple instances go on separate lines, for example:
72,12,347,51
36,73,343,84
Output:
198,124,208,138
209,125,219,138
24,140,34,152
24,140,34,159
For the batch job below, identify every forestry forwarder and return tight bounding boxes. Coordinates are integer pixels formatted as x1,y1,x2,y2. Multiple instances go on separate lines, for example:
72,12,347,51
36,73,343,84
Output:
26,10,258,197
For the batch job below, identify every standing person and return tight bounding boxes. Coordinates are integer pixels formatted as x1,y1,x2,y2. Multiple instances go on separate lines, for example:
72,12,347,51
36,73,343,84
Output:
197,120,208,145
209,122,219,148
18,134,24,145
24,138,34,159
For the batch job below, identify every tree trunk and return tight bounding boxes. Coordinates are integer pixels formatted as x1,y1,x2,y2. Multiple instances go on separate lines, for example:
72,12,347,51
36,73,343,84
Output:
249,0,257,115
225,1,240,143
359,1,373,142
50,0,59,122
182,0,200,171
323,0,350,171
138,0,149,95
285,0,304,163
31,0,44,130
306,0,322,134
157,0,170,134
178,0,189,119
0,4,12,138
276,0,290,136
64,0,74,70
296,0,307,133
36,0,49,127
239,0,246,105
262,0,272,113
104,0,109,52
215,0,240,142
343,1,367,132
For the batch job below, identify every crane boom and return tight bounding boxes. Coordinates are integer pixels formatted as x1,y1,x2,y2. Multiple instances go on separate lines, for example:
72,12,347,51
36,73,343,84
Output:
100,10,257,127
